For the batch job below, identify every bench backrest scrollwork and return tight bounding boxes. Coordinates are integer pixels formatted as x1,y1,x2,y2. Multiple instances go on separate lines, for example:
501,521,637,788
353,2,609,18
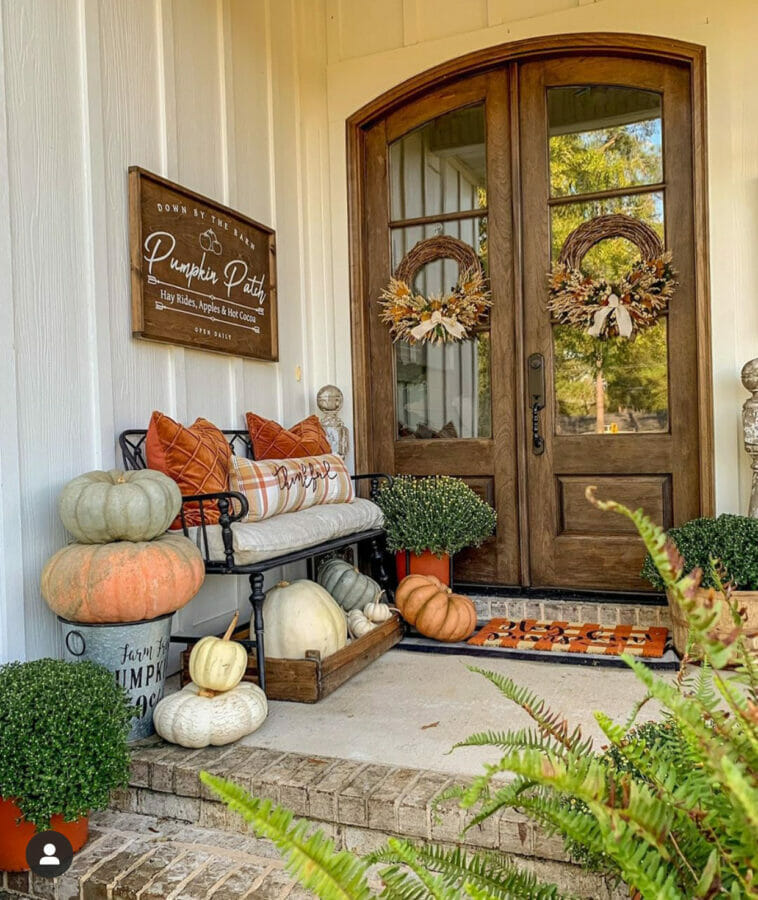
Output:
119,430,255,470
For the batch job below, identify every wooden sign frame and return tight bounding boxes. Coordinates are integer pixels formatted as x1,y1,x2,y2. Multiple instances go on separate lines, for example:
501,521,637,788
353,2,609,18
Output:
129,167,278,361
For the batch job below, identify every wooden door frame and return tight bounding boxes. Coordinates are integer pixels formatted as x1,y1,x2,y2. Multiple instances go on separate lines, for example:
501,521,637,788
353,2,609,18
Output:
347,33,714,558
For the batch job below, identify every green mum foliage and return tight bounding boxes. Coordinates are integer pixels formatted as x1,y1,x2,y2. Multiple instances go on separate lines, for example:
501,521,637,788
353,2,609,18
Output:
204,488,758,899
0,659,132,830
641,513,758,590
376,475,497,556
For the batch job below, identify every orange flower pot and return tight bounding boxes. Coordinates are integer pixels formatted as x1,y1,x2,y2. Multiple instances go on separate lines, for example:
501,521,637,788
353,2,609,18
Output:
0,797,89,872
395,551,451,586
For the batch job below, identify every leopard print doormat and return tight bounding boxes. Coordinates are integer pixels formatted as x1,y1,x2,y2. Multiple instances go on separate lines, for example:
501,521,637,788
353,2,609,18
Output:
467,618,668,658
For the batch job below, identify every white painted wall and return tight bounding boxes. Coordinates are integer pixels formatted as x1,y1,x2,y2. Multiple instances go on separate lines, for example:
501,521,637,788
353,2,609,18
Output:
1,0,757,663
0,0,333,664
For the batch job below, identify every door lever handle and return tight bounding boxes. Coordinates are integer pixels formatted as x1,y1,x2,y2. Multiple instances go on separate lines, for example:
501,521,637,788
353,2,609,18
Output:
527,353,546,456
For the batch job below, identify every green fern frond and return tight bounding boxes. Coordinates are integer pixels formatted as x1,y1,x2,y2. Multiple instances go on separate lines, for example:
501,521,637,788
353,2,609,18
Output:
367,842,570,900
200,772,372,900
466,667,594,758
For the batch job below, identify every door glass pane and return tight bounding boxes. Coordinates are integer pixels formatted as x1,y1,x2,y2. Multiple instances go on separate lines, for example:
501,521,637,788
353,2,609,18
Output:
554,317,669,435
390,217,491,440
396,333,492,440
391,216,488,280
548,86,662,197
389,105,487,220
551,191,664,270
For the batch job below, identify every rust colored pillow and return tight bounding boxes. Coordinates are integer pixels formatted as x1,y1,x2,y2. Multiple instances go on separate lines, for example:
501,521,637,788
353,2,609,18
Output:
245,412,331,459
145,412,232,528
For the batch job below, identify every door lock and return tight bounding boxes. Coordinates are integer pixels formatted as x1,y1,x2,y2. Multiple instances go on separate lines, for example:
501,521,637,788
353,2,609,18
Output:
527,353,545,456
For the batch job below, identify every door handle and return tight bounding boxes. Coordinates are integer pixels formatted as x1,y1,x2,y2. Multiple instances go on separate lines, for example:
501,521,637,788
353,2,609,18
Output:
527,353,545,456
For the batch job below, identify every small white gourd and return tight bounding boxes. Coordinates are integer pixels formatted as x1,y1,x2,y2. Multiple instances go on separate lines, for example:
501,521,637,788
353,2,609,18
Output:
364,602,393,623
346,608,376,639
154,681,267,748
189,612,248,695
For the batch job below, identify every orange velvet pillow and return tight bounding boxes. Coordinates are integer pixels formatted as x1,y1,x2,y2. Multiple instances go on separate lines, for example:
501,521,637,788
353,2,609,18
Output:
245,412,331,459
145,412,232,527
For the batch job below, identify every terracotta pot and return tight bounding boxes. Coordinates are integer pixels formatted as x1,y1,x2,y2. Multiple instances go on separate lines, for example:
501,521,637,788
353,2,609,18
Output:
395,551,451,585
666,587,758,661
0,797,89,872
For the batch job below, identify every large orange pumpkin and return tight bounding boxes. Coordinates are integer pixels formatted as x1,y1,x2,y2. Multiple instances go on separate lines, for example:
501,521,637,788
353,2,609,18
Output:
41,533,205,623
395,574,477,642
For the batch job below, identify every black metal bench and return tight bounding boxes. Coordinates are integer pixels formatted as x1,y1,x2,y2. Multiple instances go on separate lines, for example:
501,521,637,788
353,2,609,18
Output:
119,430,391,693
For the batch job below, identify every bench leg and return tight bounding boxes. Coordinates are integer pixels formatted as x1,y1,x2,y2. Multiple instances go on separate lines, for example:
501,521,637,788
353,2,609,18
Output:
248,572,267,694
370,536,392,602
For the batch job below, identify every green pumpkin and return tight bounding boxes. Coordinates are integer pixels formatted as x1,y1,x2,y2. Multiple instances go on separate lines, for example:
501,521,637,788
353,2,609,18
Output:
58,468,181,544
317,558,382,612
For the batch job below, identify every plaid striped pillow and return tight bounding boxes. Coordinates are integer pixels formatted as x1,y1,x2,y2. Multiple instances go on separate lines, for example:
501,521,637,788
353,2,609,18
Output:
229,453,354,522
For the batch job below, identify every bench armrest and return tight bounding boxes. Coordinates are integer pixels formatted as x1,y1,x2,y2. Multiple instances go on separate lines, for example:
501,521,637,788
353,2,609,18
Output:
179,491,248,570
351,473,392,502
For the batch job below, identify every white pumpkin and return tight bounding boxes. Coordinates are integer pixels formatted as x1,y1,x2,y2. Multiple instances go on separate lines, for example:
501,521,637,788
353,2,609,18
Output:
346,608,376,639
59,468,181,543
189,612,248,695
154,681,267,748
263,579,347,659
364,602,393,623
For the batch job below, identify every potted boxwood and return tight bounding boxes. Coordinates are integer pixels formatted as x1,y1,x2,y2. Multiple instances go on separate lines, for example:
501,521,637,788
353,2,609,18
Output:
641,513,758,657
0,659,132,871
376,475,496,585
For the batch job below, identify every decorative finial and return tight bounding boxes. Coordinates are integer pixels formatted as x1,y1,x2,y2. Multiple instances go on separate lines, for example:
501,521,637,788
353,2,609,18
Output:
317,385,349,458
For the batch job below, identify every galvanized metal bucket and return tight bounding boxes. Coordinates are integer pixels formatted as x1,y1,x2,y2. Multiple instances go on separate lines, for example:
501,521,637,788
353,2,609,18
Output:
58,613,173,741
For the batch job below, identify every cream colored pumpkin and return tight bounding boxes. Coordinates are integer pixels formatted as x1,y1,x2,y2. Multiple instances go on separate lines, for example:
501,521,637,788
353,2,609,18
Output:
59,468,181,544
154,681,267,748
263,580,347,659
346,608,376,639
189,612,247,695
364,602,393,623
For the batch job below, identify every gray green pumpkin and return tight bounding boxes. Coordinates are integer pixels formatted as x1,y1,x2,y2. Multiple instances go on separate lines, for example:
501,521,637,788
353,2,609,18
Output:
58,468,181,544
317,558,382,611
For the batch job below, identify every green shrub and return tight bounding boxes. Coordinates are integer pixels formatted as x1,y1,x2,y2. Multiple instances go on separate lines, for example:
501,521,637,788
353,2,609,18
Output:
0,659,132,830
376,475,496,556
641,513,758,590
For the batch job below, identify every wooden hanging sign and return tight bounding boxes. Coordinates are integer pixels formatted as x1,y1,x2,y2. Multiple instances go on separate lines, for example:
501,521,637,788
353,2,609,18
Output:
129,167,278,360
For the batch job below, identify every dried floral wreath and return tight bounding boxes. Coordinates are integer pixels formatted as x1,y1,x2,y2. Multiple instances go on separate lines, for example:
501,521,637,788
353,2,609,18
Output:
547,214,677,340
380,235,491,345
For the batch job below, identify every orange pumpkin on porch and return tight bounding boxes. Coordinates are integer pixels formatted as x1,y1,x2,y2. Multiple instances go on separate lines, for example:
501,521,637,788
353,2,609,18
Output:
395,574,477,642
41,533,205,623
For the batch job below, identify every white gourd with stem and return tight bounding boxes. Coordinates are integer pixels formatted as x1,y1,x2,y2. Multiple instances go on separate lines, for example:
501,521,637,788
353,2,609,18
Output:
189,612,247,696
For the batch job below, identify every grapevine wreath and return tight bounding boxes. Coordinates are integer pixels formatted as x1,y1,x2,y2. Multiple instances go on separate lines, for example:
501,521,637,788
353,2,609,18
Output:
379,235,491,345
547,214,677,340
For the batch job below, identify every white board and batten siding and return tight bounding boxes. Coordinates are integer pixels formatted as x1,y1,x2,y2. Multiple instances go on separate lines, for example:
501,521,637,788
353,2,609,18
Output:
0,0,334,665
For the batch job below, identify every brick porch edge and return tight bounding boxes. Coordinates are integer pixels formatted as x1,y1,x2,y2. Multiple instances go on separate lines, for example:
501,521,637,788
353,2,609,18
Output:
91,740,620,898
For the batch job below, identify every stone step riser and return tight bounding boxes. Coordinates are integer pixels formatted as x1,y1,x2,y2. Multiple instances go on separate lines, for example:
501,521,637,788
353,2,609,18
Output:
108,742,624,900
470,595,669,628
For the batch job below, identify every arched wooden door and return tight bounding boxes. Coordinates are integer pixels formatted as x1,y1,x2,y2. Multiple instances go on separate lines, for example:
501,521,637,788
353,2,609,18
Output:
349,37,712,591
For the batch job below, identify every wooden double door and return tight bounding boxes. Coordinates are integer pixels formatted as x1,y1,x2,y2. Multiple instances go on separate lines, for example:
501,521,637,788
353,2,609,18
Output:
353,46,711,591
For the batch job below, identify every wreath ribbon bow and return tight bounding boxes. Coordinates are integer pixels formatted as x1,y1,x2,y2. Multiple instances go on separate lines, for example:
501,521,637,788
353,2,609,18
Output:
587,293,633,339
410,309,467,342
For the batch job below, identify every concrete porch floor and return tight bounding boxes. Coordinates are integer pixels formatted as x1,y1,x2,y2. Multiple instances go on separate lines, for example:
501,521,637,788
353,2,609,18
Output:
197,647,665,775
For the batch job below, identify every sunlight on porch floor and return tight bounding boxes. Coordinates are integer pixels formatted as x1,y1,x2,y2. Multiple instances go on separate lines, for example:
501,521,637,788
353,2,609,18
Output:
226,649,664,775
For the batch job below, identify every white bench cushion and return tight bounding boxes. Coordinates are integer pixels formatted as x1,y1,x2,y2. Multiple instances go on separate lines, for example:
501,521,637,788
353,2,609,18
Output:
193,498,384,565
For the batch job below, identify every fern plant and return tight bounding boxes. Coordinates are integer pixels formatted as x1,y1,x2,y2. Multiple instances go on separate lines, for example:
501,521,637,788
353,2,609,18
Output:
202,487,758,900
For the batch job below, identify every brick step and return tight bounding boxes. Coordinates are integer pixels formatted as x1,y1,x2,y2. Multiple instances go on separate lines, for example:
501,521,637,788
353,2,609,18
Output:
98,739,623,899
468,594,670,629
1,810,311,900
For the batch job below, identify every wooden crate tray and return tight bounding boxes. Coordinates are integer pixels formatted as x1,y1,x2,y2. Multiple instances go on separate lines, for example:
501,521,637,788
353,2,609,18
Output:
180,613,404,703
